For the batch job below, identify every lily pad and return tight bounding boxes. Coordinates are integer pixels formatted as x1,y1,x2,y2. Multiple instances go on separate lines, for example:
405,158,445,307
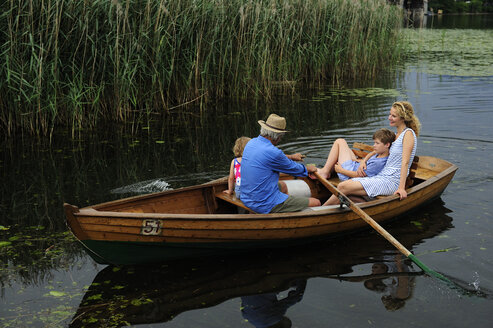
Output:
49,291,67,297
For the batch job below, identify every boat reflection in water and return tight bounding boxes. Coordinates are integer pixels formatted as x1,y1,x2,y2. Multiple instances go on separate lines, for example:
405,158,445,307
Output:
70,201,453,327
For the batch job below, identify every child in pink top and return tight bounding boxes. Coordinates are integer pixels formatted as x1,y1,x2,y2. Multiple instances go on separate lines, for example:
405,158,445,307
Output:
223,136,251,198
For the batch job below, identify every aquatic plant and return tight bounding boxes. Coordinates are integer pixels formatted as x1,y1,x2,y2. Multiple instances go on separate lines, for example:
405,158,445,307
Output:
0,0,404,137
402,28,493,77
0,225,81,288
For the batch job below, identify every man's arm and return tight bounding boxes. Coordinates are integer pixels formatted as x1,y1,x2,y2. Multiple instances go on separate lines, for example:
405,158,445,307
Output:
270,149,309,177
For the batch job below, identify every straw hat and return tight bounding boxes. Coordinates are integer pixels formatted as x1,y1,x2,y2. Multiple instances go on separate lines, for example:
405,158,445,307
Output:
258,114,289,133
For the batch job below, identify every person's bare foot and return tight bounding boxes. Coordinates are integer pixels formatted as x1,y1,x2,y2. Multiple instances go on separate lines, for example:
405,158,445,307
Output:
317,168,330,180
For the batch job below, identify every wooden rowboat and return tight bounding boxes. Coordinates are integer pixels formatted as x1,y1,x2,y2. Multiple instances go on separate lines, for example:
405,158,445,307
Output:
64,144,457,265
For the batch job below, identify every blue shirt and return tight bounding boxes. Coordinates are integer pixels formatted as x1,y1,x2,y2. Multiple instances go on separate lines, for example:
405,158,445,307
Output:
240,136,308,213
337,154,388,181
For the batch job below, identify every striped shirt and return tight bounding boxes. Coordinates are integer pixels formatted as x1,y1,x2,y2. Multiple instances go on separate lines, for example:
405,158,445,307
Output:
353,128,417,198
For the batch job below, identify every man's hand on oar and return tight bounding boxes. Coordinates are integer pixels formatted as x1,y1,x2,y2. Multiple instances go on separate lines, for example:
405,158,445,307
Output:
286,153,306,161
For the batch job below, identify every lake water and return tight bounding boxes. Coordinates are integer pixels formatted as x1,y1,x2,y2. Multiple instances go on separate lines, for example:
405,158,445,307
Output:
1,15,493,328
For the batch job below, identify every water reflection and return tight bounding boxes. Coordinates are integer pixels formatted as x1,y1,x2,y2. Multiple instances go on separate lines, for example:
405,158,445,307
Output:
404,13,493,29
241,280,306,328
426,13,493,29
69,201,453,327
363,255,415,311
0,226,83,289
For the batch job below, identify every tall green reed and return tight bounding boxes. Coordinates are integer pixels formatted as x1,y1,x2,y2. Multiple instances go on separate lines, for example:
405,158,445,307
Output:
0,0,404,137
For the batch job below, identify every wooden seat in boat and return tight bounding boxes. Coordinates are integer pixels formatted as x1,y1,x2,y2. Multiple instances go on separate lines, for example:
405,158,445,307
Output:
215,192,256,213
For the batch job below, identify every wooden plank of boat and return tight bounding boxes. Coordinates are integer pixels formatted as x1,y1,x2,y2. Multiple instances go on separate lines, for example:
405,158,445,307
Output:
64,146,458,265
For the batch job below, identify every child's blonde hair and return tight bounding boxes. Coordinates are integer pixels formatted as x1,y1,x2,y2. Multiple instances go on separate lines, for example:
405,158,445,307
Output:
373,128,395,145
233,136,251,157
392,101,421,137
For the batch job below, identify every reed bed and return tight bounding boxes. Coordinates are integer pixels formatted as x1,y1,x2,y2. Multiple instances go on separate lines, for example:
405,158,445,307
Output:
0,0,404,136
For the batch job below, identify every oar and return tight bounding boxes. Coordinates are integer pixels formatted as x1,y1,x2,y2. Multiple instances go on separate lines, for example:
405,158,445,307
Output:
313,171,451,283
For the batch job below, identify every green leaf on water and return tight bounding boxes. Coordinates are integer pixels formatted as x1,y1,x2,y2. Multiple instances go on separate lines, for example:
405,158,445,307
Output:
432,247,459,253
155,140,165,144
53,310,72,317
410,221,422,226
0,225,9,230
422,140,432,144
467,146,476,150
87,294,103,301
131,299,143,306
49,291,67,297
112,285,126,290
29,225,45,230
0,241,12,247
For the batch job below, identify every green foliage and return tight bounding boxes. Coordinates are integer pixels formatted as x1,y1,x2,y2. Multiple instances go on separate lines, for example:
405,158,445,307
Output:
470,0,485,12
0,0,404,137
456,1,469,12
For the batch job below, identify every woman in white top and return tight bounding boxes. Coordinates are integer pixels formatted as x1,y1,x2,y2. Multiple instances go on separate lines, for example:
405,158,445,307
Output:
323,101,421,205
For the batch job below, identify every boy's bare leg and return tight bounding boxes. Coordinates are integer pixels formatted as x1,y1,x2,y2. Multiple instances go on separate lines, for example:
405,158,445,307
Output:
319,139,357,179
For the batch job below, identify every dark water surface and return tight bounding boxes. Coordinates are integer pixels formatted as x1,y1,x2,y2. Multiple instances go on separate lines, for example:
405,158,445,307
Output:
1,15,493,328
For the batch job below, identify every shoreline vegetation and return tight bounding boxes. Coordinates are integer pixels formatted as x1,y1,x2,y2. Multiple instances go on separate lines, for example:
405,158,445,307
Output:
1,0,403,137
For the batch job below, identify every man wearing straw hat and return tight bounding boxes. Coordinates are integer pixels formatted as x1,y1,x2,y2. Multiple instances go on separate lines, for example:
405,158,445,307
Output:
240,114,321,214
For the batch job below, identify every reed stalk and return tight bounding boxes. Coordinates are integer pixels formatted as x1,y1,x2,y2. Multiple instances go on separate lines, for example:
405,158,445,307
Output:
0,0,404,136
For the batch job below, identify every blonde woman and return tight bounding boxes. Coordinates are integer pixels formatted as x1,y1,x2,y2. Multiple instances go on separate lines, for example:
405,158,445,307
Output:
323,101,421,204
